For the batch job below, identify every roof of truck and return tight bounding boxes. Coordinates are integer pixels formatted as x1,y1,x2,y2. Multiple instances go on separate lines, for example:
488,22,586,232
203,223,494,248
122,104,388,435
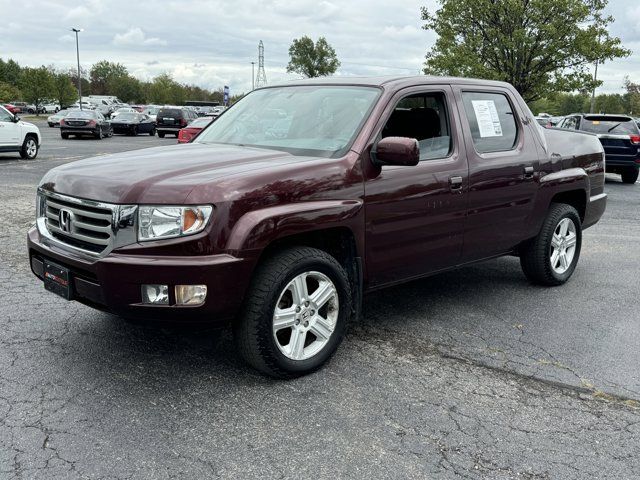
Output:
269,75,513,89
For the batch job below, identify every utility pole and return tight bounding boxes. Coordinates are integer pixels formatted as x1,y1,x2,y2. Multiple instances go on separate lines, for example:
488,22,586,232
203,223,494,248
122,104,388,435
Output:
590,58,599,114
251,62,255,90
589,0,599,114
71,28,83,110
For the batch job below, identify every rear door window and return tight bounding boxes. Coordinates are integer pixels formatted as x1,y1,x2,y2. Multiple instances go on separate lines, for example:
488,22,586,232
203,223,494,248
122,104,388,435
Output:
461,92,518,153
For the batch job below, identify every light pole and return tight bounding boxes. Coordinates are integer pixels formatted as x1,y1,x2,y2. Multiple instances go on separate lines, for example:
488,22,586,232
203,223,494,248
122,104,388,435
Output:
251,62,255,90
71,28,83,110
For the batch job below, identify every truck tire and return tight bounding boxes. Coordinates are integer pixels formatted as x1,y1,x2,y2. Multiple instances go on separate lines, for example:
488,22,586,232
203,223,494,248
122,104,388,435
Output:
234,247,352,378
520,203,582,286
19,135,38,160
621,169,639,184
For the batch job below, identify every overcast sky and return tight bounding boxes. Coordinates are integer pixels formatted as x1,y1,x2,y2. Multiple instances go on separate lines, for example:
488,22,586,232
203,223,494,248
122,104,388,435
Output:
0,0,638,96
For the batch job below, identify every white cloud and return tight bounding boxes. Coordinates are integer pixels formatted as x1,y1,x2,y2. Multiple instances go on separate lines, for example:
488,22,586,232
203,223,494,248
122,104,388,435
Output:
113,28,167,47
2,0,637,95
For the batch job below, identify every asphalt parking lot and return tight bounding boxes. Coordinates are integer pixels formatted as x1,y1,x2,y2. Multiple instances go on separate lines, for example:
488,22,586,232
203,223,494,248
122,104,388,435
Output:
1,118,639,479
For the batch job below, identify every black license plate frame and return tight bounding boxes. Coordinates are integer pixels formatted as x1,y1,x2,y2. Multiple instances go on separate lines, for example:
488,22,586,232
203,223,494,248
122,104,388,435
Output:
44,260,72,300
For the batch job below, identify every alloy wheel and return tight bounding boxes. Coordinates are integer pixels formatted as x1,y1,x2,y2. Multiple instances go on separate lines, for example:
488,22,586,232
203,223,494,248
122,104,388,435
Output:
26,139,37,158
550,218,577,274
272,271,339,361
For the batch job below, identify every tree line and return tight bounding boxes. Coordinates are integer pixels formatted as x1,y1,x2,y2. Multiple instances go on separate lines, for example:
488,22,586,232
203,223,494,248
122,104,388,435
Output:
529,78,640,116
0,58,235,113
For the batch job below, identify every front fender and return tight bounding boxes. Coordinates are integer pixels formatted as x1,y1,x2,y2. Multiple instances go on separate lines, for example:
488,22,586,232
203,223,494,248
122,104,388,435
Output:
226,200,363,253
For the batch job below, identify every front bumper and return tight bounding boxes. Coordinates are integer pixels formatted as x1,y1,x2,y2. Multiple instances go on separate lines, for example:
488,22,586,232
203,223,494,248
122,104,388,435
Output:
27,226,255,325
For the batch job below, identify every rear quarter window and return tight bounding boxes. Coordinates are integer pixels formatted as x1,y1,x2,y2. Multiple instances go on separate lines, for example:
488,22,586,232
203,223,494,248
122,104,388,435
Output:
461,92,518,153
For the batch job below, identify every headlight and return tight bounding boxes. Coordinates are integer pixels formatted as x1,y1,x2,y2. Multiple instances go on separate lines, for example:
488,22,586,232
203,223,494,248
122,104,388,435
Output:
138,205,212,241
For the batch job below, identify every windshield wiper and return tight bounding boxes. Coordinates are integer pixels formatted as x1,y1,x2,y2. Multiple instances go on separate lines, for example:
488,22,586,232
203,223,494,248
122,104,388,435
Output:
607,123,622,133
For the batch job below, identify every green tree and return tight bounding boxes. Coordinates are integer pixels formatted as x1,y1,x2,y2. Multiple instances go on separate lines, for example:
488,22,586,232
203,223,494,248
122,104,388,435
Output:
0,58,22,86
19,67,54,114
90,61,128,95
286,36,340,78
148,73,181,104
0,82,22,102
51,71,78,108
623,77,640,115
422,0,629,102
109,75,143,103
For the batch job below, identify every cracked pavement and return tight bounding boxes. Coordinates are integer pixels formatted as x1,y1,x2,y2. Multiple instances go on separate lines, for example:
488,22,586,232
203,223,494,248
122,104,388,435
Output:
1,122,639,479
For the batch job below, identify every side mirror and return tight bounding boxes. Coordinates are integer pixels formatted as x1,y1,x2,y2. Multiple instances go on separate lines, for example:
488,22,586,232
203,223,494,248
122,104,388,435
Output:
12,115,20,123
372,136,419,167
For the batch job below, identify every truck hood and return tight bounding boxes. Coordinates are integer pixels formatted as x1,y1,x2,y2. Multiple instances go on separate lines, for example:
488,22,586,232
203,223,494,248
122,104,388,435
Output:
39,143,318,204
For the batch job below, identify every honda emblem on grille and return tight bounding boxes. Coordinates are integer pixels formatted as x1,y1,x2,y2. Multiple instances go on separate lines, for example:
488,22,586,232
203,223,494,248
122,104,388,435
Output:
58,208,75,234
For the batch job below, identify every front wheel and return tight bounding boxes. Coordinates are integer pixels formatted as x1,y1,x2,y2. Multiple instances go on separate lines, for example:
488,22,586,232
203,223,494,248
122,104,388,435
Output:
621,169,639,184
95,128,103,140
234,247,352,378
520,203,582,286
20,136,38,159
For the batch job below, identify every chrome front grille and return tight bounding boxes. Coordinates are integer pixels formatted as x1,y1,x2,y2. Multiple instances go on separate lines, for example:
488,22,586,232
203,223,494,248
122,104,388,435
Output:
44,196,114,253
37,190,138,258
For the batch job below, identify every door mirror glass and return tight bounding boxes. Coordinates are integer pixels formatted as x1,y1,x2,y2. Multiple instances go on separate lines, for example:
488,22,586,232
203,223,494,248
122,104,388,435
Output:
373,137,419,167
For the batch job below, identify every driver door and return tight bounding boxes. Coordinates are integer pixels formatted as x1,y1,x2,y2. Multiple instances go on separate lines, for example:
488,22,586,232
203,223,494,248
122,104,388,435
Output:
364,86,469,287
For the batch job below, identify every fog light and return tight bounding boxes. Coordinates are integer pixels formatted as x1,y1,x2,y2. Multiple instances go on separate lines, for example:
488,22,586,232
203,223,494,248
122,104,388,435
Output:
141,284,169,305
175,285,207,306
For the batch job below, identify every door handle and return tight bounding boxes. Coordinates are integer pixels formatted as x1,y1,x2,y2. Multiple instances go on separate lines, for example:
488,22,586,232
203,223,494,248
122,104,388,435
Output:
523,166,534,179
449,176,463,194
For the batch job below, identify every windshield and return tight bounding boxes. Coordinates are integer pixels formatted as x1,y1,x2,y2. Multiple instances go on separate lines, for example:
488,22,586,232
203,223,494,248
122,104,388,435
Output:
146,107,159,114
195,85,381,157
582,117,639,135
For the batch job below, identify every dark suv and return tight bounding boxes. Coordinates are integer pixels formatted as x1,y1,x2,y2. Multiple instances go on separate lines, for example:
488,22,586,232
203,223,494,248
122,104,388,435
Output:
558,114,640,184
156,107,198,138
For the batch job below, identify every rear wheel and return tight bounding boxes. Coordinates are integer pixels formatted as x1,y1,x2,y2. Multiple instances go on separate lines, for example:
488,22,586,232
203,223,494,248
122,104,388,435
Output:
20,135,38,159
234,247,352,378
621,169,639,184
61,132,69,139
95,127,103,140
158,132,165,138
520,203,582,286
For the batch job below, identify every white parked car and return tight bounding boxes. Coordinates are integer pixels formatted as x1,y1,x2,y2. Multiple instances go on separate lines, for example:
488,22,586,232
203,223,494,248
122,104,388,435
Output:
47,110,70,127
0,105,41,159
110,107,136,119
144,105,160,122
70,101,96,110
42,103,61,113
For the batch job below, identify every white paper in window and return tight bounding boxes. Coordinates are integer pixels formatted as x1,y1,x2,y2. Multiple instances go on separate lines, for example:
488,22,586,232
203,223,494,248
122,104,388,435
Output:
471,100,503,137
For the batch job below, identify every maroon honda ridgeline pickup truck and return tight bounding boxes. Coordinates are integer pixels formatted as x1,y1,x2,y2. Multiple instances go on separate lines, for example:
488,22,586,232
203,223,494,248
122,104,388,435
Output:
28,76,607,377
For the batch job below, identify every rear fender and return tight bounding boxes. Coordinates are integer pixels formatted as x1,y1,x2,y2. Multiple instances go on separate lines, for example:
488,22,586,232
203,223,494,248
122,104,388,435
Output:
526,168,589,238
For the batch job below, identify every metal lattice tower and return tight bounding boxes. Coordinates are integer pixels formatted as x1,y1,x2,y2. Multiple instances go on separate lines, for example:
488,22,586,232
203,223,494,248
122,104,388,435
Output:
255,40,267,88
